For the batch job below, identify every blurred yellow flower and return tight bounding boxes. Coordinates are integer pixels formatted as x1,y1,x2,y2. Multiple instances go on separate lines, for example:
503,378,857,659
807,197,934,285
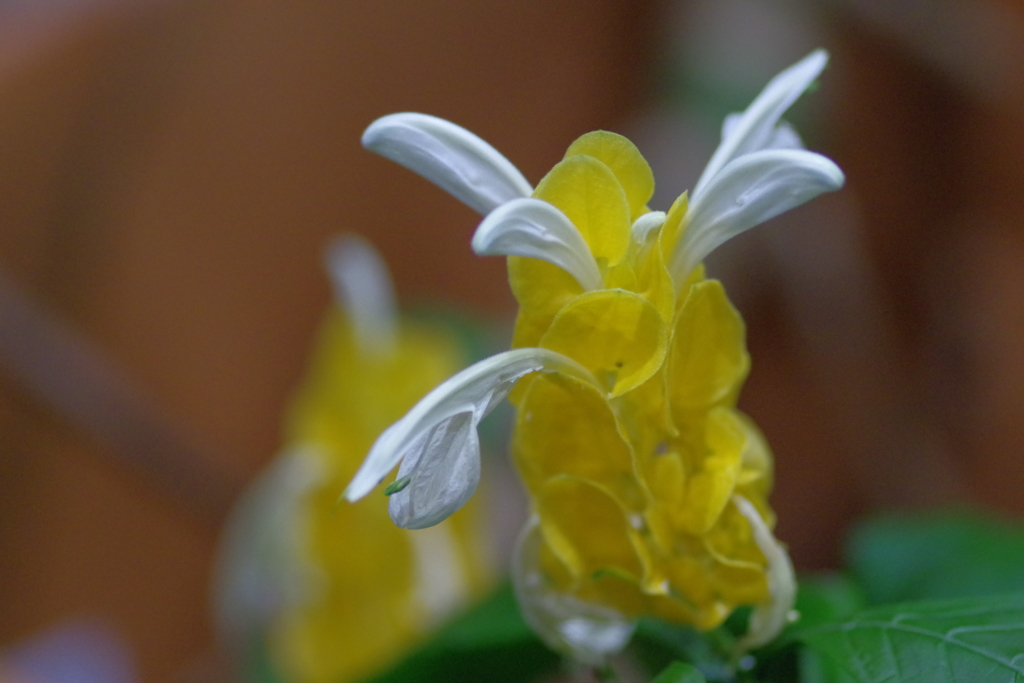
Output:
216,237,489,683
347,50,843,663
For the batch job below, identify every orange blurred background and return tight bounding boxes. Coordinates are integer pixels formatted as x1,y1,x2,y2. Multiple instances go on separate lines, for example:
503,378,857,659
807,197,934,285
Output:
2,0,1024,680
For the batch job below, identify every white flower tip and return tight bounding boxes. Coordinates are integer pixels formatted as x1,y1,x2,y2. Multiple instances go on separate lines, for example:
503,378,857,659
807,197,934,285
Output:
361,112,532,214
342,463,382,503
471,198,602,292
824,158,845,189
695,49,832,198
630,211,667,245
324,234,398,355
798,48,828,78
770,50,828,101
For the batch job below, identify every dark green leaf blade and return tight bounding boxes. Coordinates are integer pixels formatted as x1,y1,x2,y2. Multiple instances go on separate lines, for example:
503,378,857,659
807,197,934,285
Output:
800,592,1024,683
847,509,1024,605
651,661,707,683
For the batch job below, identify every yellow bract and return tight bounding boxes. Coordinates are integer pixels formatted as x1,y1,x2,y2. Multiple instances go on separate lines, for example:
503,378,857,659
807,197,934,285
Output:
564,131,655,221
540,289,666,397
669,280,750,413
510,131,776,631
534,154,631,267
274,311,489,683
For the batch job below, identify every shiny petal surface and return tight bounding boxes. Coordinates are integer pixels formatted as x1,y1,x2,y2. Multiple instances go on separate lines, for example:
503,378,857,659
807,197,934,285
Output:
362,113,532,214
540,289,667,397
472,198,602,291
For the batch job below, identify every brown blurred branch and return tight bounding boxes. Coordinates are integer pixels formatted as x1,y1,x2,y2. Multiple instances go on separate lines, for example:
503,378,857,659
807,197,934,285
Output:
0,266,243,521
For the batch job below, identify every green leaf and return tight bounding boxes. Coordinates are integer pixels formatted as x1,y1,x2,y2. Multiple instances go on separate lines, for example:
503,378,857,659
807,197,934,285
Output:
799,592,1024,683
361,582,560,683
793,574,866,630
651,661,707,683
847,509,1024,605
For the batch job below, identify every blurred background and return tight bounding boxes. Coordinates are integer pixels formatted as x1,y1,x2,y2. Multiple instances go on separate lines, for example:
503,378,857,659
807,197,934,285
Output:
2,0,1024,680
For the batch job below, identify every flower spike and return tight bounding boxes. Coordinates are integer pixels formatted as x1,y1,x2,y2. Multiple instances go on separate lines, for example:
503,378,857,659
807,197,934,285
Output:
353,48,842,659
362,113,533,215
344,348,600,529
472,198,603,292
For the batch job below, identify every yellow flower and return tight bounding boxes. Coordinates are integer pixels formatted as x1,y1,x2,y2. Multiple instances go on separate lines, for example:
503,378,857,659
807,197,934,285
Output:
216,236,489,683
347,51,843,663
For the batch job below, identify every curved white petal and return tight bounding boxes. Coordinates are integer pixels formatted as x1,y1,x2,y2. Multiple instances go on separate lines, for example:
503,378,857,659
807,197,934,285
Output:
733,495,796,652
344,348,600,529
630,210,666,246
324,234,397,356
695,50,828,197
362,113,533,215
671,149,844,282
512,517,635,665
388,411,480,528
471,198,602,291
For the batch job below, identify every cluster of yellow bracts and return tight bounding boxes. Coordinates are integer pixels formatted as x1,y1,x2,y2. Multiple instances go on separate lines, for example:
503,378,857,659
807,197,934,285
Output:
509,131,776,631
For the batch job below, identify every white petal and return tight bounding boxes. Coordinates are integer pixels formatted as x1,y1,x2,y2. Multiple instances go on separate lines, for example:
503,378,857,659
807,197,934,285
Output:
512,517,635,665
344,348,600,526
733,495,796,652
695,50,828,197
630,210,666,246
324,234,397,356
362,113,533,214
471,198,602,291
671,149,844,282
389,412,480,529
